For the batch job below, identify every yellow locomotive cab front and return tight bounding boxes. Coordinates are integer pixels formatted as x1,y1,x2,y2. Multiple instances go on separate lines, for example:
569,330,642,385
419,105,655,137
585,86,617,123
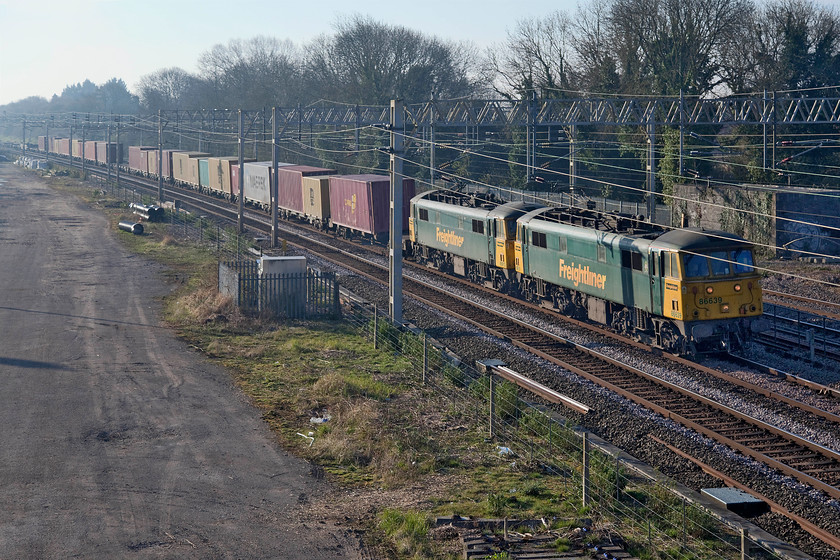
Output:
677,249,763,322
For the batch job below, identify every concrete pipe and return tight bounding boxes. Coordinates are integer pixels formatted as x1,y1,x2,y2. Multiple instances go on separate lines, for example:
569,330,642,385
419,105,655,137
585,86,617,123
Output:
118,221,144,235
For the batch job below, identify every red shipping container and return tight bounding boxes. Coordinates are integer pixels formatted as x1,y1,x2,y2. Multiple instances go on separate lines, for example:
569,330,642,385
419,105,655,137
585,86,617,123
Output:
148,149,184,180
72,139,84,158
328,174,415,239
95,142,122,164
84,141,97,162
276,165,335,215
129,146,155,174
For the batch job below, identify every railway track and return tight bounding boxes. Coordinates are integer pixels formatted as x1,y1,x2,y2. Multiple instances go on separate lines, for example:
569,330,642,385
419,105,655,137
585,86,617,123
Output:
265,225,840,504
32,151,840,550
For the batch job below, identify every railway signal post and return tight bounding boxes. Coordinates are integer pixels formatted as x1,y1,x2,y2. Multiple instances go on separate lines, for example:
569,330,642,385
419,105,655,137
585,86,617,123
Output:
390,99,404,324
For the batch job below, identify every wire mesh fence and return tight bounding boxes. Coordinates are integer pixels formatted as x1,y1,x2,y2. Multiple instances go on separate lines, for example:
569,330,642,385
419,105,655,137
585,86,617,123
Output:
89,172,786,559
339,298,784,560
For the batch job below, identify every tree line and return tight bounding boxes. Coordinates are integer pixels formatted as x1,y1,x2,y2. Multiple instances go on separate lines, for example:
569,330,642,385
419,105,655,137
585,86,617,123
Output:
4,1,838,116
4,1,838,198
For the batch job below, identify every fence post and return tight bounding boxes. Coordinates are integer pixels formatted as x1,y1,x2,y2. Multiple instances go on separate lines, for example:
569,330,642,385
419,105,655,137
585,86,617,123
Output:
489,374,495,439
373,305,378,349
548,420,552,459
615,454,621,501
217,225,220,255
741,527,747,560
422,333,428,384
332,276,340,318
582,431,590,508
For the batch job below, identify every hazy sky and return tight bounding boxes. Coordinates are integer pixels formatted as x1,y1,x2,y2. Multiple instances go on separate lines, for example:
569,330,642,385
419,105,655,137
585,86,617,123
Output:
0,0,582,106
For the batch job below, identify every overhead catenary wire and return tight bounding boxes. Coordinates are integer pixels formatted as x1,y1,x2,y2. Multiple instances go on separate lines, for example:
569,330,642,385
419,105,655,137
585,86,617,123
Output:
27,104,840,286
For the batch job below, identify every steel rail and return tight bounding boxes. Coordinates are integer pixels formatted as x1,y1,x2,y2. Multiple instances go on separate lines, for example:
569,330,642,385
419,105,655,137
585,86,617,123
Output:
39,148,840,501
399,287,840,501
650,435,840,553
764,289,840,322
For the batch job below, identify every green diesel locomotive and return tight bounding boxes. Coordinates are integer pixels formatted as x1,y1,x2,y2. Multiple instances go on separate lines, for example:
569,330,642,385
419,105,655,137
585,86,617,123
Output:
408,190,764,355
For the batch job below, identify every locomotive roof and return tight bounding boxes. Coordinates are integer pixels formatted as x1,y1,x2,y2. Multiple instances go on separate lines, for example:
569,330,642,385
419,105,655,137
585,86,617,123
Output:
652,228,750,250
487,201,543,218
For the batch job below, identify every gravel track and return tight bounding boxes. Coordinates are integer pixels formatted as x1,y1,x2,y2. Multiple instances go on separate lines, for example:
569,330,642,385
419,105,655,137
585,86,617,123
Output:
299,239,840,560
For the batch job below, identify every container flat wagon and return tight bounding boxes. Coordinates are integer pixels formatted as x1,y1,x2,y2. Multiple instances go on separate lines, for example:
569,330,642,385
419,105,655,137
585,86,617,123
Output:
276,165,336,217
328,174,415,242
172,151,210,188
128,146,155,174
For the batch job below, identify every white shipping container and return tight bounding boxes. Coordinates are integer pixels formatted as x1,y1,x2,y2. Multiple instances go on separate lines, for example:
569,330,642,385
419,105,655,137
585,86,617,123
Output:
243,161,294,208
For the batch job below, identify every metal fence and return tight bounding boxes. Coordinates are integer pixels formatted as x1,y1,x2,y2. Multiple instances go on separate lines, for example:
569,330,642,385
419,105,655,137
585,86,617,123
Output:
338,298,790,560
219,261,339,320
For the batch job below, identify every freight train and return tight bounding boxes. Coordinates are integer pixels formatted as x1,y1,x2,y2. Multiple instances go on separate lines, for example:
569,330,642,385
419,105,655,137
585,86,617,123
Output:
37,135,763,354
38,136,415,243
407,189,764,355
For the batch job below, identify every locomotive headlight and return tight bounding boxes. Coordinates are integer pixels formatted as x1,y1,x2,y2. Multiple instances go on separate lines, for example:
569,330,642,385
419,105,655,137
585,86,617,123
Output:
734,284,742,292
721,304,730,312
706,286,714,294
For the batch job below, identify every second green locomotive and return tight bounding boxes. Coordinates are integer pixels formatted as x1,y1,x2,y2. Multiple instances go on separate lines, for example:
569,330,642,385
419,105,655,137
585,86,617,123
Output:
407,189,764,355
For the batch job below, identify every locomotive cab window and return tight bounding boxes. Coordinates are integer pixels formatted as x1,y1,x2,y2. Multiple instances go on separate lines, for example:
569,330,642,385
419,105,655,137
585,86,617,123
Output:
419,208,429,222
663,252,680,278
733,249,755,273
532,231,547,248
684,249,754,278
683,253,709,278
472,219,484,234
709,251,730,276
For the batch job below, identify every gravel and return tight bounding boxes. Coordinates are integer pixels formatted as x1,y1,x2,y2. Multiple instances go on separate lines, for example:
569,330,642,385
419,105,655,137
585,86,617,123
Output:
282,225,840,559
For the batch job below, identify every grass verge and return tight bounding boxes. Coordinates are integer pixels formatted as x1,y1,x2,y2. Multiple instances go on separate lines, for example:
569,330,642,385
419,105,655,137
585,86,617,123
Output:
43,171,746,560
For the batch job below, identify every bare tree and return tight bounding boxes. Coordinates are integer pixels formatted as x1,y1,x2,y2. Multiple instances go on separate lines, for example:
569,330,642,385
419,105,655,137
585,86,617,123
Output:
607,0,752,95
484,12,574,99
720,0,840,92
136,67,201,112
303,14,477,104
571,0,621,94
197,36,301,109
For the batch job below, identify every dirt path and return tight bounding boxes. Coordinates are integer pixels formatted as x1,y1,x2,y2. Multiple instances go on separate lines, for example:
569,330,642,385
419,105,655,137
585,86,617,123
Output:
0,164,364,559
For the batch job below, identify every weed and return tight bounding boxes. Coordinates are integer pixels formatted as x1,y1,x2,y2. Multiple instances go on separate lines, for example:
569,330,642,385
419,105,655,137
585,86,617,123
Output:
379,509,430,557
486,492,509,516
